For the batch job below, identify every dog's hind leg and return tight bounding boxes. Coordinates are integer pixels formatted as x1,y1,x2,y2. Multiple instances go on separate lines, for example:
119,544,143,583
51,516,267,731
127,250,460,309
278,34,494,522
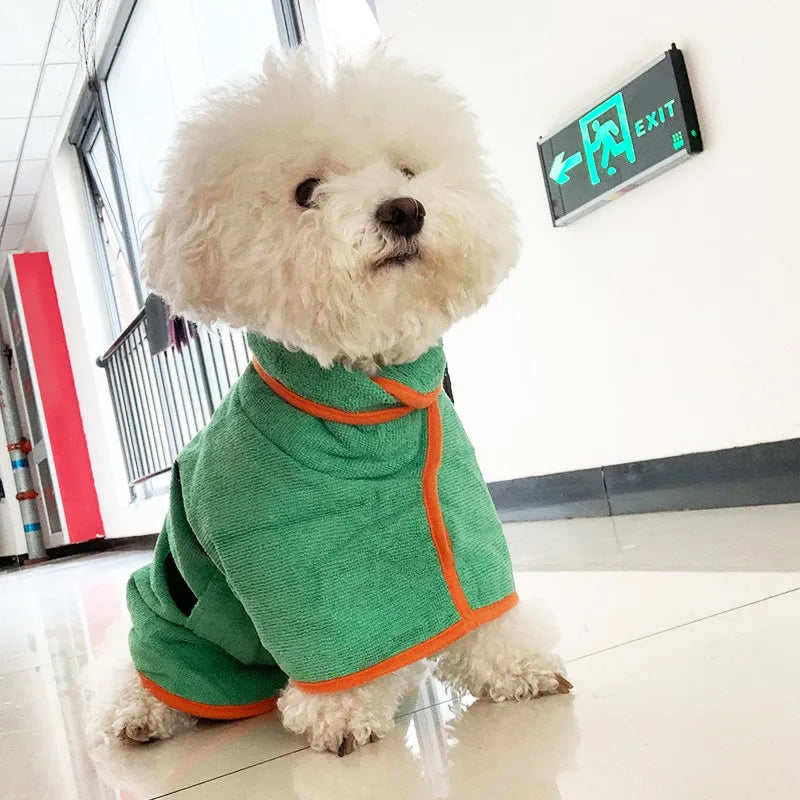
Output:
434,601,572,701
90,657,197,744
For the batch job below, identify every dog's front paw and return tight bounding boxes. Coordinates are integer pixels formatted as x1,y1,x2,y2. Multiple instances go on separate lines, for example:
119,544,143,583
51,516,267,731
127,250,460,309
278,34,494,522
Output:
434,602,572,703
436,646,572,702
335,731,380,757
473,660,573,702
278,680,397,756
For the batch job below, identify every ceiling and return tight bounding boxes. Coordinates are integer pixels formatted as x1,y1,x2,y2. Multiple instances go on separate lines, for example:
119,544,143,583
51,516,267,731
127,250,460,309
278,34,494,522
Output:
0,0,79,255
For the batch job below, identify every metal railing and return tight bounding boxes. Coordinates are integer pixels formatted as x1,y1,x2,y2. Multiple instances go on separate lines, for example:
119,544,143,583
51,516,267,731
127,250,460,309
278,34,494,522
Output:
97,311,250,487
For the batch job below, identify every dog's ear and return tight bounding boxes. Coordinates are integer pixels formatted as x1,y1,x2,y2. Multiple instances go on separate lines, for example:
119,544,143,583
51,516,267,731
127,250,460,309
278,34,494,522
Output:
141,48,324,323
139,81,252,323
141,181,228,323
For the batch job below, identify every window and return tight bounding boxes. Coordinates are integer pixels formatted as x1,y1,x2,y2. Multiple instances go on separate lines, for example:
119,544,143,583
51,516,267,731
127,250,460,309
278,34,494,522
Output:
105,0,285,241
79,116,142,330
297,0,380,69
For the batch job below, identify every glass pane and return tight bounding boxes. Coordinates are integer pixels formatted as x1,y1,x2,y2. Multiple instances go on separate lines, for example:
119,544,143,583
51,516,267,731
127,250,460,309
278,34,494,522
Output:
312,0,380,58
3,280,43,444
14,346,42,444
86,126,124,233
190,0,281,87
106,0,283,241
84,124,132,245
36,458,62,535
4,278,22,346
94,195,142,326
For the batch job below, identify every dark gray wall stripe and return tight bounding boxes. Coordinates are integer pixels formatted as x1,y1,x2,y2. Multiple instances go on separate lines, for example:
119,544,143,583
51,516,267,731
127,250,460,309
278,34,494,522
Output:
0,533,158,567
489,468,608,522
489,437,800,522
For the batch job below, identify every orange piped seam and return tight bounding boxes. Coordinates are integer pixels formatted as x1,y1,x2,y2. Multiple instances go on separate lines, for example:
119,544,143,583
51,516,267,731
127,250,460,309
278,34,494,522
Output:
372,376,441,409
138,674,278,720
252,358,414,425
294,592,519,694
422,401,472,617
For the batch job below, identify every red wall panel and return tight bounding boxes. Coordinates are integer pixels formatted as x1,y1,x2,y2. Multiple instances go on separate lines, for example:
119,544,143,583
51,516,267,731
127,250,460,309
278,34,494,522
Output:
13,252,104,543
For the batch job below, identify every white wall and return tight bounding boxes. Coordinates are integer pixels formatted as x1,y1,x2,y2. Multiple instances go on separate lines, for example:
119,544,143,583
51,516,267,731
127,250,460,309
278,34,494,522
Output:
24,146,168,537
376,0,800,482
14,0,800,536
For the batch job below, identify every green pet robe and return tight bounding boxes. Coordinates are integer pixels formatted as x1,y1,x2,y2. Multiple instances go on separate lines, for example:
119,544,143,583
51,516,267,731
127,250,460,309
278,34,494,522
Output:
128,333,517,718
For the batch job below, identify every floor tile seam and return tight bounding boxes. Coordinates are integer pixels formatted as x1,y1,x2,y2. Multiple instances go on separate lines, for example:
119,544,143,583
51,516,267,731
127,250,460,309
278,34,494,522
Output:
568,584,800,663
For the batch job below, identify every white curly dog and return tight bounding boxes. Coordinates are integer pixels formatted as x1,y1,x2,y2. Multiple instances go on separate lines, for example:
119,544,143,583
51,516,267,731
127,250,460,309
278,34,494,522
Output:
95,49,569,756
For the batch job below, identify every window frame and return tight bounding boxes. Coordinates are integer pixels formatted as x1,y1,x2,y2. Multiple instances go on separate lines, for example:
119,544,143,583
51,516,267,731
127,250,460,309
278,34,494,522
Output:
75,106,144,331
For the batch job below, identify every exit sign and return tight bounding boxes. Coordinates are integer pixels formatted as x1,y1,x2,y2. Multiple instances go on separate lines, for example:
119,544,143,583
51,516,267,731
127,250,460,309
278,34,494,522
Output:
538,44,703,226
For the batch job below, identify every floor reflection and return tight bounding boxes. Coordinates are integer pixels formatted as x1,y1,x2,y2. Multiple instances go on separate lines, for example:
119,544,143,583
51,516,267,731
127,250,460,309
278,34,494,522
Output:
1,552,149,800
285,683,578,800
5,506,797,799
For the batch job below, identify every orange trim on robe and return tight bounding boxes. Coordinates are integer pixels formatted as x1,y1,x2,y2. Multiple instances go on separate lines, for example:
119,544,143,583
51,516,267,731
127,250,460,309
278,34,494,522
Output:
252,359,419,425
138,674,278,719
372,376,441,409
294,592,519,694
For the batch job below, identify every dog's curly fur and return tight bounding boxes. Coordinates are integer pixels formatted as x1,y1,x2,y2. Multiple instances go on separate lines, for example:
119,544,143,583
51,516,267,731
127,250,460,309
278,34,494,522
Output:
96,48,566,754
142,49,518,372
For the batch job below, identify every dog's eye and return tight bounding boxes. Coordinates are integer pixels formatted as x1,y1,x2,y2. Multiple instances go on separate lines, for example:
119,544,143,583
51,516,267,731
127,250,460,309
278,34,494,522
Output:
295,178,321,208
400,167,416,179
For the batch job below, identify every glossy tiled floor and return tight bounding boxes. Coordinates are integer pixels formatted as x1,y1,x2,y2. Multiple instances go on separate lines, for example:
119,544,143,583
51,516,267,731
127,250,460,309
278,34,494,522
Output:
1,503,799,799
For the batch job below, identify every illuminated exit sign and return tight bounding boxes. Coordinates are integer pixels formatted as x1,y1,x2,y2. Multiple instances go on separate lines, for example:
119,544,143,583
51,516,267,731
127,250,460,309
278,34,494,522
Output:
538,44,703,226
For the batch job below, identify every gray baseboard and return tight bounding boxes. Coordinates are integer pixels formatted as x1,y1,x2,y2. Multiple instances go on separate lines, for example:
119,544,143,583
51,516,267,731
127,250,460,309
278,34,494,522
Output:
488,437,800,522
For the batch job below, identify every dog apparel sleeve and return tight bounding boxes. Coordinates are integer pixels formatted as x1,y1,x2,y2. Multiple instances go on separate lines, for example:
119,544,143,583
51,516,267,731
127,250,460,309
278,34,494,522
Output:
128,333,516,716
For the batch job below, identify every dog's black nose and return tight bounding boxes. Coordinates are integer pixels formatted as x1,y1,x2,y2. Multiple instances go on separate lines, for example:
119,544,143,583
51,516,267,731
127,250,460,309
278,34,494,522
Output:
376,197,426,238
